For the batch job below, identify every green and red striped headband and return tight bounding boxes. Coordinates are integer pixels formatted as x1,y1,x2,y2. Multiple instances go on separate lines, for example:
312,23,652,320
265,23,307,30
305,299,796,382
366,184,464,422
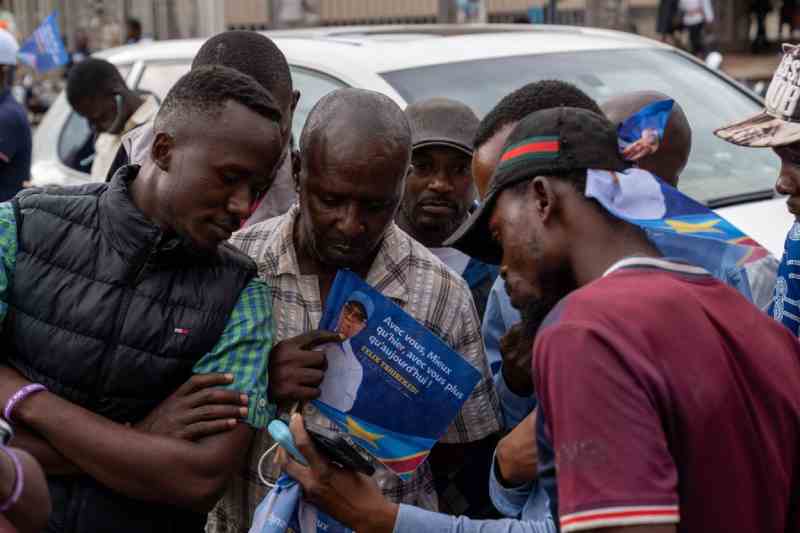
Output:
498,135,560,170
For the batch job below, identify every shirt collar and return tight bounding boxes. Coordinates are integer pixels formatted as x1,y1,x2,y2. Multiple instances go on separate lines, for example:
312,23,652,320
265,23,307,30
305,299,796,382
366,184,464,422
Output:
273,205,409,304
124,95,159,135
603,256,710,277
99,164,200,262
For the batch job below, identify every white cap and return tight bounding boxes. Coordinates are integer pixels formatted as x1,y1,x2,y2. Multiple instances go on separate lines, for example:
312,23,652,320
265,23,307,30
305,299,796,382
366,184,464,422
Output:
0,29,18,66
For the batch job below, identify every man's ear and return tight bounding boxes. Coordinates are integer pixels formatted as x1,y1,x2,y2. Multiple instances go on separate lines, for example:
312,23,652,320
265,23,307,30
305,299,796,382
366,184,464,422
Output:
151,132,174,173
530,176,559,224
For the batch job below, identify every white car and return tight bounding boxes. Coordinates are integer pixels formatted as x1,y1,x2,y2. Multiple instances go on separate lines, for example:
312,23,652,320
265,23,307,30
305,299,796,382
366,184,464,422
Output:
31,24,793,256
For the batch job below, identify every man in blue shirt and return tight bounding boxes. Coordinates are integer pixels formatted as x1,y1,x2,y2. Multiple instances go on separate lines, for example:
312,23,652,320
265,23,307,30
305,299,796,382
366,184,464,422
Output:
0,29,31,202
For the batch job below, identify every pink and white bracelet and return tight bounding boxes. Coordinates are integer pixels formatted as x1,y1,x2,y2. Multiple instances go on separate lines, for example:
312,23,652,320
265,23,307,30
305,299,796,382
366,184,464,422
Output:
0,445,23,512
3,384,46,423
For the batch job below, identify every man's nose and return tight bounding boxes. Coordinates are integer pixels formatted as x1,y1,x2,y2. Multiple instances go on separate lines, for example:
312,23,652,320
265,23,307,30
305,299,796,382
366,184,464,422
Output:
336,204,366,237
776,164,800,196
228,182,253,219
428,170,454,193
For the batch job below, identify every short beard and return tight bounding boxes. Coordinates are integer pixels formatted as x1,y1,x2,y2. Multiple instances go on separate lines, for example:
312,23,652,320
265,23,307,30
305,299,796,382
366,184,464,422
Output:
516,263,578,359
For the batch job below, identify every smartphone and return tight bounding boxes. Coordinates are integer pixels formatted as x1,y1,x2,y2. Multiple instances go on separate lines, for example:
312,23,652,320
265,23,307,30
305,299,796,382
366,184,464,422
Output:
305,421,376,476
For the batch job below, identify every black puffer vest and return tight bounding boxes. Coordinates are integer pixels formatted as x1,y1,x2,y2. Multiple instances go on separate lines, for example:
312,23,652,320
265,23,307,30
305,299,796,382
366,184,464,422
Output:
3,165,256,533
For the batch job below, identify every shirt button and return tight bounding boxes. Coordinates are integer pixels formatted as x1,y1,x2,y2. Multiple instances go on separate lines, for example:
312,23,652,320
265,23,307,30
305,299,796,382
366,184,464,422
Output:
258,398,267,409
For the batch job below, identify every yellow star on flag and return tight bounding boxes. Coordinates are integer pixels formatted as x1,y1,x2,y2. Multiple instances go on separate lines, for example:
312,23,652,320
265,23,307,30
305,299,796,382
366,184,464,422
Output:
665,218,723,234
345,416,384,449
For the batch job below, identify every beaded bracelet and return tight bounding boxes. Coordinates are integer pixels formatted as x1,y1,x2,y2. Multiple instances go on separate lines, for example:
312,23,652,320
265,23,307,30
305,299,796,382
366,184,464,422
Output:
0,445,23,512
3,384,47,423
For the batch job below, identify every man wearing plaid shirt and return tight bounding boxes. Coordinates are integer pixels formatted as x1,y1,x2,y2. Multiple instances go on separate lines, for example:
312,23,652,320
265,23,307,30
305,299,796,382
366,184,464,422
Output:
208,88,501,533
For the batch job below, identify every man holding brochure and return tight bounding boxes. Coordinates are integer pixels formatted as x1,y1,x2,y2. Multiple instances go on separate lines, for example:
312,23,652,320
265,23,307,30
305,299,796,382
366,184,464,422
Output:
210,88,501,533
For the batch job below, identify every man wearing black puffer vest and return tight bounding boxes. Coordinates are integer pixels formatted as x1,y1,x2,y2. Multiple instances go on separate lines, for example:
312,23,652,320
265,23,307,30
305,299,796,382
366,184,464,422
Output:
0,65,284,532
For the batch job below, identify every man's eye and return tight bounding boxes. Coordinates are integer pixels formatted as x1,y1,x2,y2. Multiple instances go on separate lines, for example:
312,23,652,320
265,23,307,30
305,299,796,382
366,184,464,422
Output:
413,162,433,175
221,173,241,185
319,194,339,206
454,164,470,176
366,201,391,212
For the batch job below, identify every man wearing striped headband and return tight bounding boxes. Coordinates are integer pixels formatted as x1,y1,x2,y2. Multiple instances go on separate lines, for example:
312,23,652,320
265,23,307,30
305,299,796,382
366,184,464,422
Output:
444,106,800,533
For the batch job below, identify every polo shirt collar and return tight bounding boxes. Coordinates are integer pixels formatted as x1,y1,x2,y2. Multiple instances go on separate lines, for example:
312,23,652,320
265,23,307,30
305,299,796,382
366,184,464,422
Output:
603,256,710,277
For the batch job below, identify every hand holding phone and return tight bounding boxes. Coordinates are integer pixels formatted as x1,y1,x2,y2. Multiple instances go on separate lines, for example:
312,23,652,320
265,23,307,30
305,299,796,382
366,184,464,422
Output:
304,421,376,476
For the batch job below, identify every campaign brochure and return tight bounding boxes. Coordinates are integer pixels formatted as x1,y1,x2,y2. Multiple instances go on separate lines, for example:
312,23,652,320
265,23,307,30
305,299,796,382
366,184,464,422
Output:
312,270,481,480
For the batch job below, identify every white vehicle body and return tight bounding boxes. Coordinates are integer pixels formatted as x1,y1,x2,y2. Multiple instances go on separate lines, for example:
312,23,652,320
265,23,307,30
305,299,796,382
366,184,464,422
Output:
31,24,793,256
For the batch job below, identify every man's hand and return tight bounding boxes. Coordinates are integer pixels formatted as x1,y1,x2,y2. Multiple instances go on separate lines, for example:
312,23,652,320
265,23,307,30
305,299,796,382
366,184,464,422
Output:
268,330,342,406
495,409,539,487
281,414,398,533
136,373,249,441
499,324,534,396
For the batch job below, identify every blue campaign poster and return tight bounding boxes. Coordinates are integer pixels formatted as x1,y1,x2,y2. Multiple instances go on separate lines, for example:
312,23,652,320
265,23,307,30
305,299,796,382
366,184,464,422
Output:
312,270,481,480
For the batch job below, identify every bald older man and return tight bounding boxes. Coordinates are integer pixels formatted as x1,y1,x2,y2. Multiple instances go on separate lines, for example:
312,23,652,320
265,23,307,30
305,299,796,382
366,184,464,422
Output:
209,88,501,533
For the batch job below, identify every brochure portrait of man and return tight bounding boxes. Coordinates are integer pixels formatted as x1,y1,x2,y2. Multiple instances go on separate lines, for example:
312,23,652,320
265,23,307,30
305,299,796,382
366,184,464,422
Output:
318,291,373,412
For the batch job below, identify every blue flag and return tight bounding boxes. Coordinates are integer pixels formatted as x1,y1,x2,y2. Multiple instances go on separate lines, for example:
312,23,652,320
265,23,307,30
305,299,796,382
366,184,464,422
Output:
17,11,68,72
249,475,351,533
585,168,778,308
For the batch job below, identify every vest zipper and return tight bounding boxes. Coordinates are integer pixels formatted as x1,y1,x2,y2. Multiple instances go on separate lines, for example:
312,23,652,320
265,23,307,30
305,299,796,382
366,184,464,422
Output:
93,234,162,407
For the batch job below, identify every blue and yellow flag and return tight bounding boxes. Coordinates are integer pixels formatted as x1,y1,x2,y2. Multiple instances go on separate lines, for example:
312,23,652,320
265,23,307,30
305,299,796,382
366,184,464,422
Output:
586,167,777,307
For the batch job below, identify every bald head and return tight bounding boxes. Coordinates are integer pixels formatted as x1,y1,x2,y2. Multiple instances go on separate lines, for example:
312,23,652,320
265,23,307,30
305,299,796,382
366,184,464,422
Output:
602,91,691,188
300,88,411,176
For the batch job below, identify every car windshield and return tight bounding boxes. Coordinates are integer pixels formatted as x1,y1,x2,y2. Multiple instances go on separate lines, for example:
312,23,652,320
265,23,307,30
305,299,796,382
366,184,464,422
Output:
381,49,779,205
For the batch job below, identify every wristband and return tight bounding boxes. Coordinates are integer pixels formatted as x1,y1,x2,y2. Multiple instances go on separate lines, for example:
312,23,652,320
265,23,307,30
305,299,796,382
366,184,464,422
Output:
3,384,46,423
0,445,23,512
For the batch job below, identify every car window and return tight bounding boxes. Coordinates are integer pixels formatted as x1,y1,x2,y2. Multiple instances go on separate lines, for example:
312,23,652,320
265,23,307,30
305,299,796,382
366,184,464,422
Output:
136,61,191,100
57,63,132,172
134,62,344,137
290,67,347,137
381,49,779,205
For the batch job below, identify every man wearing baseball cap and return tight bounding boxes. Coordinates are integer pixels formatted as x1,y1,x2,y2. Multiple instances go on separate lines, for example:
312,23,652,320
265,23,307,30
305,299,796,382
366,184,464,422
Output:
398,98,498,320
279,106,800,533
0,29,30,202
716,43,800,336
398,98,501,518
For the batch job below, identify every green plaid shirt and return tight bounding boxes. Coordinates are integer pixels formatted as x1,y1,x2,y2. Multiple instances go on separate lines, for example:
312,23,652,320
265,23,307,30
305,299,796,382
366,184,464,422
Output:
0,201,274,428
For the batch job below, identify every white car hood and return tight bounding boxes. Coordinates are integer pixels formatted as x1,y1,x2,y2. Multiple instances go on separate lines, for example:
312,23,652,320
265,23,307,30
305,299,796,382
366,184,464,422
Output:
715,197,794,258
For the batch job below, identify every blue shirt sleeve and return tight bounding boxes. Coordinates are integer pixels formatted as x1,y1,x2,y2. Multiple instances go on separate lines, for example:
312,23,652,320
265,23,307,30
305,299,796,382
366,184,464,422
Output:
0,201,17,326
392,503,556,533
488,449,552,523
192,278,275,428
